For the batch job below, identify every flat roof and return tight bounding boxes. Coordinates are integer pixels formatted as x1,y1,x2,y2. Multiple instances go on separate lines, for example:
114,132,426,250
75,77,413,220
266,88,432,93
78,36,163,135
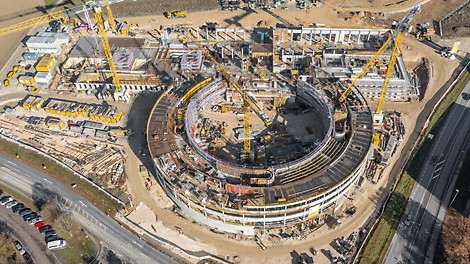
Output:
70,36,148,58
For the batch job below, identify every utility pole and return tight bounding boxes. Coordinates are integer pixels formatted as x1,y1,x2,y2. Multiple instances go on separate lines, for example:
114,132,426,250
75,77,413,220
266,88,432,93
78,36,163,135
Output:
450,189,460,207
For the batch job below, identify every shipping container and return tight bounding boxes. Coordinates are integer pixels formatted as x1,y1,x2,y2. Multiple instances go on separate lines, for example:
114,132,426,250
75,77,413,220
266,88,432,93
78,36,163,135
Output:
34,71,52,84
18,76,35,85
35,54,56,72
22,52,39,61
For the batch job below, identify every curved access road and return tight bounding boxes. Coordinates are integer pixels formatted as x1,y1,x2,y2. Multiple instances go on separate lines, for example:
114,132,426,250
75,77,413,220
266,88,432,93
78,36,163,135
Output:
0,152,176,264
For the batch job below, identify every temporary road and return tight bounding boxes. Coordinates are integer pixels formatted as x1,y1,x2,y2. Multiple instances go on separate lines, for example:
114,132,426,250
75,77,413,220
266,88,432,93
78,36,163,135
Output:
0,152,176,264
384,70,470,264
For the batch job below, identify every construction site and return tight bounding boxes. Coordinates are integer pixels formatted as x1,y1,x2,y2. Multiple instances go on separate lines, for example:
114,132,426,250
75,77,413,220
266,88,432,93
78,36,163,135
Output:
143,5,422,236
0,0,423,235
0,0,467,262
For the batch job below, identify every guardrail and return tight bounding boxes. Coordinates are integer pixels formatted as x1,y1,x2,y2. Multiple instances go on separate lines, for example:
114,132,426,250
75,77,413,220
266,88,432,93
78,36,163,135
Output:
352,62,470,264
0,133,125,207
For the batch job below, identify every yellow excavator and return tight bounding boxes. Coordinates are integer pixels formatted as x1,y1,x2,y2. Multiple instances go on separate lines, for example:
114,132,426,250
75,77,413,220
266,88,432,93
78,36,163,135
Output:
165,11,187,19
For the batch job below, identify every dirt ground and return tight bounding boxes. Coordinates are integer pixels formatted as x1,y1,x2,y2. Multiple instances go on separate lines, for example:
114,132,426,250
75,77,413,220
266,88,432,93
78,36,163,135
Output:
0,0,45,71
0,0,468,263
118,5,467,264
112,0,219,17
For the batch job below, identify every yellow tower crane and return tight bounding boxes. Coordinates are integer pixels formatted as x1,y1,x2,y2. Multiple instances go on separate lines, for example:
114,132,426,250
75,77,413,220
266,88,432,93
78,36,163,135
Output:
338,6,420,125
102,1,117,32
183,30,272,160
0,0,126,101
92,4,127,101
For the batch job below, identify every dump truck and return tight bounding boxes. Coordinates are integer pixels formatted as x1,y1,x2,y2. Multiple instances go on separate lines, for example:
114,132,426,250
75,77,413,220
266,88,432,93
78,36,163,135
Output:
165,11,187,19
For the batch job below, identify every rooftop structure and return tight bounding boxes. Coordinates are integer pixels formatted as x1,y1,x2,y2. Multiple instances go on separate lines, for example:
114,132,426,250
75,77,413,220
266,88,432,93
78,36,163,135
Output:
25,32,70,54
148,74,372,235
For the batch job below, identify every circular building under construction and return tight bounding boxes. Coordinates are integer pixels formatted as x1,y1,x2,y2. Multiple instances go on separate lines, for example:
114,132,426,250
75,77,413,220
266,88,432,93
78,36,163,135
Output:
147,76,372,236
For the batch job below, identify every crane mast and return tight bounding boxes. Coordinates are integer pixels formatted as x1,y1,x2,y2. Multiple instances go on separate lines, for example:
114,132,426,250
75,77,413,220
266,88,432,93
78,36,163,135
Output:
338,5,420,110
184,30,272,160
375,32,403,114
92,5,126,101
0,0,127,101
101,1,117,32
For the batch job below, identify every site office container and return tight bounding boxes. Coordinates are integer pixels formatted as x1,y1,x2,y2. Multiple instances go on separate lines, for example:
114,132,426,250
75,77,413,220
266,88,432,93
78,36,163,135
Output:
18,76,35,85
30,98,44,111
35,54,56,72
34,72,53,84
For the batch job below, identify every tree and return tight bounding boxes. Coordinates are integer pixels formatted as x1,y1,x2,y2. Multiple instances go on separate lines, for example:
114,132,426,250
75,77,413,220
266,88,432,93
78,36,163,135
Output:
437,211,470,263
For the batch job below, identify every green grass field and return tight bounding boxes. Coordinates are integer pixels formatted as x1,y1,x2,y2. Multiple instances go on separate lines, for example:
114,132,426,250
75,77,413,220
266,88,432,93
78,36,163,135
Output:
56,225,96,264
0,183,39,212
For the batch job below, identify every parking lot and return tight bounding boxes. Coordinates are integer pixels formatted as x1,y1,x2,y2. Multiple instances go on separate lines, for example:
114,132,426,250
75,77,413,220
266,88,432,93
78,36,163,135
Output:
0,190,61,264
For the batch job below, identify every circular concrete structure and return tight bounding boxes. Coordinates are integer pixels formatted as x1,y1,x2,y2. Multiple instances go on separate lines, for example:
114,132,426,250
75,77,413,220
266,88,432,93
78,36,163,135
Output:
147,79,373,236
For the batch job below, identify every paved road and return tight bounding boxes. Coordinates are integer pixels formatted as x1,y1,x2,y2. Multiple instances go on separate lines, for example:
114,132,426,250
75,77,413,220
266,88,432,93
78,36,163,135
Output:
0,203,59,264
0,153,176,264
384,70,470,264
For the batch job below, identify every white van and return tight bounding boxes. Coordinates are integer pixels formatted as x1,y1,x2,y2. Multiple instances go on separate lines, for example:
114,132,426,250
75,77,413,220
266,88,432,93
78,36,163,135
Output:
47,239,67,250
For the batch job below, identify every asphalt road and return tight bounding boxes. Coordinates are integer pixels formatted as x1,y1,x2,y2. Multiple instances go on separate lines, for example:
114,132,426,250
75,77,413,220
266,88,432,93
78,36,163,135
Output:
0,153,176,264
384,72,470,264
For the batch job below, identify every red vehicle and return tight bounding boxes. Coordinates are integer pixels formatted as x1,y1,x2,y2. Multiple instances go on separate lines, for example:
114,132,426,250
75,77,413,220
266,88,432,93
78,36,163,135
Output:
35,221,47,229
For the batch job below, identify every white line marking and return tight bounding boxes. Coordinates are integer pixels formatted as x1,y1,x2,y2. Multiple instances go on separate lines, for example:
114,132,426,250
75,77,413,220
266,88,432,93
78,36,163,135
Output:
43,178,52,184
132,241,143,248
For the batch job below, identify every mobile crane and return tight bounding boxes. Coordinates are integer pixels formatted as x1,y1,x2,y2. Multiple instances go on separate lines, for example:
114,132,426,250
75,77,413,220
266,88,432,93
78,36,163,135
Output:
0,0,128,101
183,30,272,161
338,5,420,125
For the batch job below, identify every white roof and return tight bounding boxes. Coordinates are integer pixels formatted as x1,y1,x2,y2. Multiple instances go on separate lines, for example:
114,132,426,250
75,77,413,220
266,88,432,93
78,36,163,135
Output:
34,72,51,78
36,32,70,41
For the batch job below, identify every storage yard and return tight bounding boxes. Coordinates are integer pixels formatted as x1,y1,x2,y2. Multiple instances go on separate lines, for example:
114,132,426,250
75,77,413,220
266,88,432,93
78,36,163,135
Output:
0,0,467,263
0,94,129,200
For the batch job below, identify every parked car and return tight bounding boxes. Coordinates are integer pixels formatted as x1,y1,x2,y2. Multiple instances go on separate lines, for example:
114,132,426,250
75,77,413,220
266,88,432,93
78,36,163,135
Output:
45,230,56,237
5,200,18,209
35,221,47,229
0,196,13,205
14,241,26,255
47,239,67,250
309,247,318,256
38,225,52,233
28,217,42,225
23,252,33,264
45,235,60,243
23,213,38,221
11,203,24,213
19,208,32,217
